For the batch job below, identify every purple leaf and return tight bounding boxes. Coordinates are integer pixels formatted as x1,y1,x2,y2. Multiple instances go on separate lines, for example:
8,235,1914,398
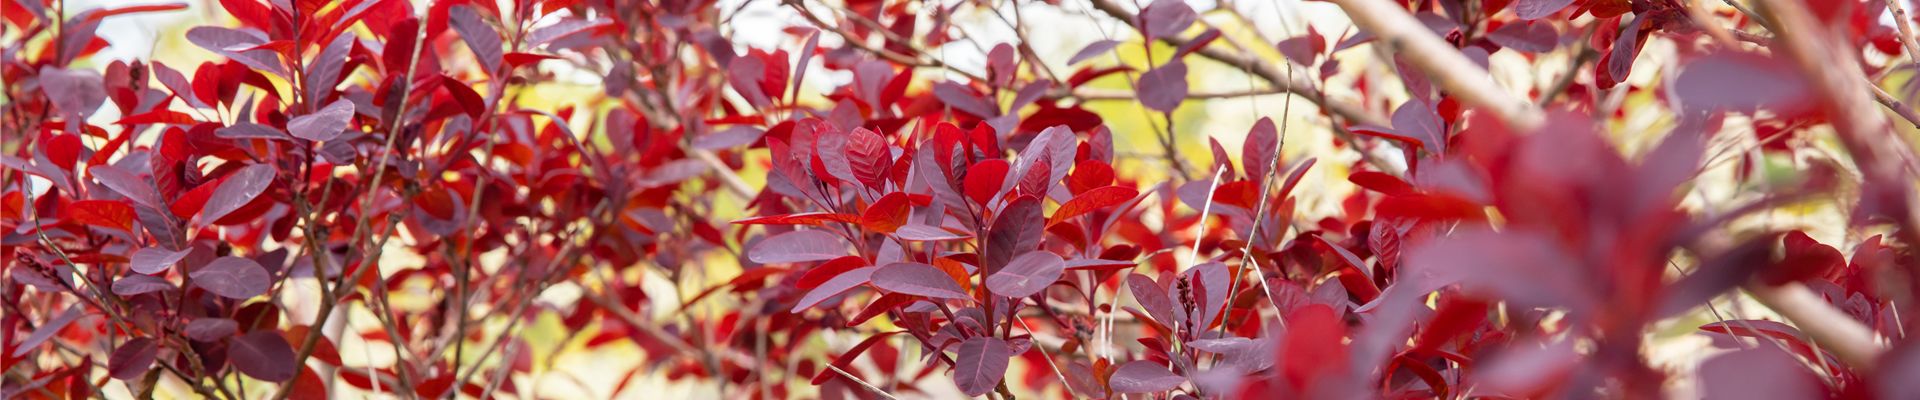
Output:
12,305,82,357
986,251,1065,298
111,274,175,296
152,61,209,109
1487,21,1559,53
1109,360,1186,393
1608,12,1649,82
38,66,106,119
791,30,820,100
191,256,271,299
184,318,239,342
288,99,355,141
1137,61,1188,113
952,337,1012,397
1317,235,1371,279
109,337,159,380
1127,273,1176,327
185,26,287,77
1141,0,1197,39
1391,101,1445,156
89,165,164,210
305,32,353,104
199,164,275,226
529,18,612,47
1010,79,1053,113
229,330,297,382
891,224,970,241
1278,36,1318,66
1514,0,1577,20
1068,40,1123,65
729,54,771,107
933,82,997,117
449,5,504,74
216,122,296,141
1701,348,1821,400
791,267,878,313
1673,52,1809,113
984,195,1045,275
1395,56,1432,104
748,230,851,263
692,126,765,150
871,262,971,300
1242,117,1279,180
131,247,190,275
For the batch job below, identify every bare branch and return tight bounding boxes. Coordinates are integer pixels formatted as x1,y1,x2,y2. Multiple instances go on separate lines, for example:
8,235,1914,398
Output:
1326,0,1545,130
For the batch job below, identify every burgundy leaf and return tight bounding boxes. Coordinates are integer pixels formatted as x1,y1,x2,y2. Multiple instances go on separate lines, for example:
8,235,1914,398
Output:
152,61,209,109
1109,360,1186,393
1068,39,1122,65
1700,348,1821,400
1243,117,1279,180
1673,52,1809,113
1127,273,1176,327
216,122,296,141
1141,0,1197,39
184,26,287,77
108,337,158,380
448,5,504,74
528,18,611,47
986,251,1065,298
845,127,891,190
12,305,82,357
1607,12,1649,82
305,32,353,103
111,274,175,296
693,126,765,150
1136,61,1188,113
191,256,271,299
38,66,107,119
984,195,1045,275
90,165,165,209
953,337,1012,397
891,224,971,241
1487,21,1559,53
1391,101,1445,156
749,230,852,263
288,99,355,141
870,262,971,300
200,164,275,226
229,330,298,382
1514,0,1577,20
184,318,240,342
130,247,190,275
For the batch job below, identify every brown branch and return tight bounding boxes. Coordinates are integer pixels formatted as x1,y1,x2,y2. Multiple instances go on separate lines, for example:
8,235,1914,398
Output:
1325,0,1545,131
1072,87,1289,100
1537,29,1598,108
1748,0,1920,372
1084,0,1389,128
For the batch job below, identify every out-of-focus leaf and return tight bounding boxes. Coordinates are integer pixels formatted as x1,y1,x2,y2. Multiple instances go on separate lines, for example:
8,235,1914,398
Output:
448,5,504,74
1673,52,1809,113
1136,61,1188,113
38,66,107,119
184,318,239,342
1487,21,1559,52
811,331,904,385
1515,0,1577,19
1109,360,1185,393
1068,39,1123,65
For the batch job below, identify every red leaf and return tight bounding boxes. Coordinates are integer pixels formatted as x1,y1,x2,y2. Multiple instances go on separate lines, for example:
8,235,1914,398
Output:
1067,160,1114,196
69,200,135,232
848,293,920,327
112,110,198,126
862,192,911,233
45,133,81,171
1348,171,1415,196
732,212,863,227
169,182,218,219
799,256,871,290
965,159,1012,205
1048,186,1139,227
